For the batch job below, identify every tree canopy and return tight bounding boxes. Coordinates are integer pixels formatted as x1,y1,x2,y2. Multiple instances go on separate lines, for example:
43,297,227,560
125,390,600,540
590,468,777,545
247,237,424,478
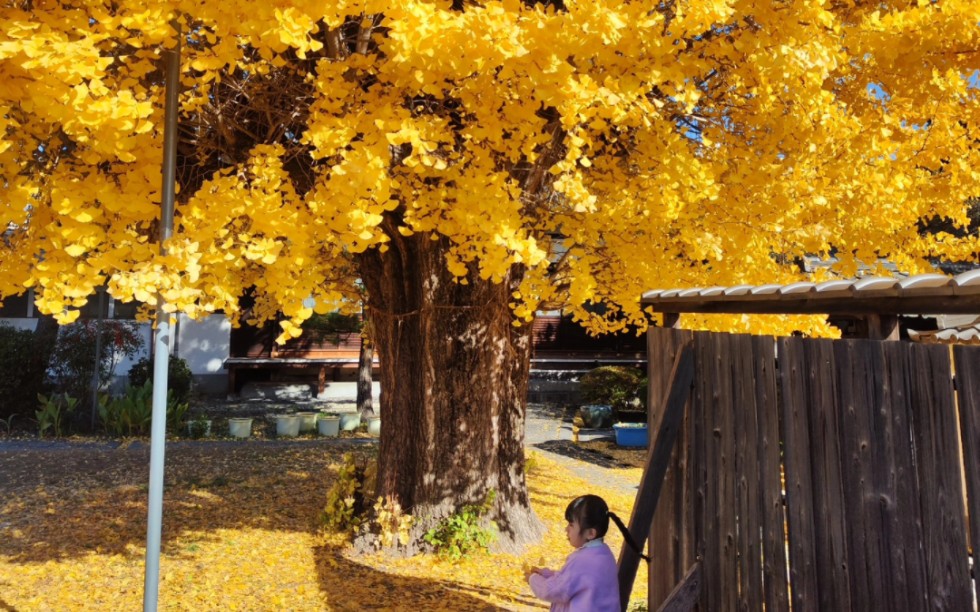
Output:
1,0,978,335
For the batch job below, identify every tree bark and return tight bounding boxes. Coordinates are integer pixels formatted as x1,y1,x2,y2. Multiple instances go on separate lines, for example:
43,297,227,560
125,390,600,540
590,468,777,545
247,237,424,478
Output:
358,232,544,552
356,317,375,417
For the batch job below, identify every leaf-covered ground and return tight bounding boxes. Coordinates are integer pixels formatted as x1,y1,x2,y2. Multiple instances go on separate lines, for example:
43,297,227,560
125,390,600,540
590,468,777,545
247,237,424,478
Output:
0,439,647,610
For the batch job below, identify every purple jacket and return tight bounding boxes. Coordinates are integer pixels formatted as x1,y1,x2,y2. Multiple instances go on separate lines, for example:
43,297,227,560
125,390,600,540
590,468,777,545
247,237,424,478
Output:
529,541,621,612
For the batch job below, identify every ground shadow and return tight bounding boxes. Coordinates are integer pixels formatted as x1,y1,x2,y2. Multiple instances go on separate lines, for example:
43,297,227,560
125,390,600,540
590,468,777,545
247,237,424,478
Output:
312,543,543,611
532,439,643,470
0,439,372,563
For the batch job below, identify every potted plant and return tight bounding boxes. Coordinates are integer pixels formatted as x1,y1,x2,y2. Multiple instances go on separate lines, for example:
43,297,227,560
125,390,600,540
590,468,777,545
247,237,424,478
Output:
228,417,253,438
187,414,212,438
339,412,361,432
296,411,318,433
274,413,301,437
366,415,381,437
576,404,612,428
317,413,341,437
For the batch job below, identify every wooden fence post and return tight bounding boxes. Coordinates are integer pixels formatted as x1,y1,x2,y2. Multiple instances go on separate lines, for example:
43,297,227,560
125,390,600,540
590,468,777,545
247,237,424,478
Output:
618,342,695,611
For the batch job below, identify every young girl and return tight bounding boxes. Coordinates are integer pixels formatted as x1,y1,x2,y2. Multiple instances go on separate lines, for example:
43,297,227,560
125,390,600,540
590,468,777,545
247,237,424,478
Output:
524,494,648,612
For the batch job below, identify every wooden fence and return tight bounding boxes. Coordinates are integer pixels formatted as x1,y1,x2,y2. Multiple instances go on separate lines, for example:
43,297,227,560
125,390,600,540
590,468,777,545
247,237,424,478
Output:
645,327,980,611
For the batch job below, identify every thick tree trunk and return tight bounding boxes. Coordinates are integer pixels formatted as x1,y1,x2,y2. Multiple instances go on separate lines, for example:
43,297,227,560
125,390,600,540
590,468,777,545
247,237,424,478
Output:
356,326,375,418
358,232,544,552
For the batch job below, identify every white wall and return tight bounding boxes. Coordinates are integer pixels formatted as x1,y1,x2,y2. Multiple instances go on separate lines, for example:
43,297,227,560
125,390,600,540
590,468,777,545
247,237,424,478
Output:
176,314,231,396
0,314,232,396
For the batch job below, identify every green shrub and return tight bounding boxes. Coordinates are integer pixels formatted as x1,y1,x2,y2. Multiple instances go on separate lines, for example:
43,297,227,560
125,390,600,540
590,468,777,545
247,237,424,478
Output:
49,321,144,404
186,413,210,438
168,396,189,433
99,382,153,436
322,452,375,534
423,491,497,561
0,324,45,419
36,393,79,437
98,381,188,437
579,366,647,411
128,355,193,404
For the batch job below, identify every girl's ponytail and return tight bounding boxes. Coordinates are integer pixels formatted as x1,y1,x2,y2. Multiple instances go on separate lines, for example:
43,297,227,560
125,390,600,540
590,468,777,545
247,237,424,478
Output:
608,511,650,563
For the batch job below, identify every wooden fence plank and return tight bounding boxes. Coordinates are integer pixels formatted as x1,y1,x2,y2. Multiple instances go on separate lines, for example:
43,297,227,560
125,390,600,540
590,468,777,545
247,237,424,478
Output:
692,332,709,611
752,335,788,612
881,341,928,611
647,328,696,610
618,341,695,611
908,344,972,610
699,333,722,611
657,563,702,612
807,339,851,611
778,337,820,609
860,341,891,611
836,340,880,611
674,330,699,612
953,345,980,610
734,334,762,612
718,333,738,612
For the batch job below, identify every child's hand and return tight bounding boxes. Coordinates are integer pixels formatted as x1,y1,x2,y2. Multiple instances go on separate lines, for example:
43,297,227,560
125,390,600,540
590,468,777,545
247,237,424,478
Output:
521,557,547,581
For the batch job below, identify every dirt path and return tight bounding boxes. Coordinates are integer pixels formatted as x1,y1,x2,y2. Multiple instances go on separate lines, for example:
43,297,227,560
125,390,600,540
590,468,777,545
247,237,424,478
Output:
524,403,643,498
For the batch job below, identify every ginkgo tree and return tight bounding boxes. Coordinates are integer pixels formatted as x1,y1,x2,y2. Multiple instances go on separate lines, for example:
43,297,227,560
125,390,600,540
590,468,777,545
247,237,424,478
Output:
2,0,978,549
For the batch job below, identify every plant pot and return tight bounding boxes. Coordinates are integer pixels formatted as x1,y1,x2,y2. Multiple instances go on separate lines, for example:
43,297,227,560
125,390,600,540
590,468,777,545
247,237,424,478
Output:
616,409,648,424
339,413,361,432
613,423,648,448
228,417,253,439
187,419,212,438
275,414,301,437
577,404,613,428
317,415,340,437
296,411,318,432
366,416,381,437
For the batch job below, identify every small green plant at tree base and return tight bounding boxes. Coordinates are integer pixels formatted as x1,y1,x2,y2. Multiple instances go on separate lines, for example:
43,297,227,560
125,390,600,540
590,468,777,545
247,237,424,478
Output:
322,453,377,534
423,490,498,561
36,393,79,437
372,496,414,549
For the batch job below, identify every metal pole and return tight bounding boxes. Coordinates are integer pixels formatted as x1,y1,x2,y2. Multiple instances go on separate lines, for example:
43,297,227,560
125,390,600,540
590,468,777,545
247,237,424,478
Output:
144,22,180,612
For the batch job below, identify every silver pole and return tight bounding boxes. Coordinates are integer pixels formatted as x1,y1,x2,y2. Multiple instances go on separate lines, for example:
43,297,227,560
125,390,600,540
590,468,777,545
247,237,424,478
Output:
144,23,180,612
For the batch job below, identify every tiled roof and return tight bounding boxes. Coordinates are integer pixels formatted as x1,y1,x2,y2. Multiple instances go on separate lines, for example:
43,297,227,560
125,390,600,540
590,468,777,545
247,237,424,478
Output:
907,317,980,345
642,270,980,316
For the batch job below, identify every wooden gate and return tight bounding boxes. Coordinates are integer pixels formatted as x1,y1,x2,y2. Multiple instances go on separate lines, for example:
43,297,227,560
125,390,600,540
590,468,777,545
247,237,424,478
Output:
644,327,980,611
